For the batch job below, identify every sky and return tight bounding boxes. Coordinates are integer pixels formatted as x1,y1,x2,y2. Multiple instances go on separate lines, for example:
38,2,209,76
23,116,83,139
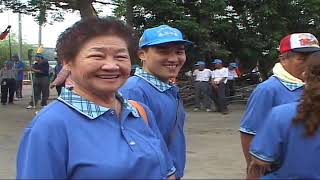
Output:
0,7,114,48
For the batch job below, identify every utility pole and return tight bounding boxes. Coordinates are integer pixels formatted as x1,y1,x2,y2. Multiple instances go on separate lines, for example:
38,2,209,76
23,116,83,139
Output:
18,12,23,59
38,23,42,47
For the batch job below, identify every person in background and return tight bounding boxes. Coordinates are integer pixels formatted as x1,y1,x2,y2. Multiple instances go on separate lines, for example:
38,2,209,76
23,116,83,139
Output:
120,24,192,179
50,57,64,95
26,54,50,109
17,17,176,179
192,60,212,112
248,51,320,179
211,59,228,114
13,54,25,99
0,60,16,105
239,33,320,173
226,62,238,97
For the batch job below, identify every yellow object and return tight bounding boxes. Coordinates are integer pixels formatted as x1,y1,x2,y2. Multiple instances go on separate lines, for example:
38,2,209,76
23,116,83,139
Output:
128,100,148,125
272,62,304,85
36,46,44,54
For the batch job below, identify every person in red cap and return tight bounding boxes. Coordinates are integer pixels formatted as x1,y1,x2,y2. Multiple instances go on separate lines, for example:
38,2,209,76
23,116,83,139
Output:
239,32,320,175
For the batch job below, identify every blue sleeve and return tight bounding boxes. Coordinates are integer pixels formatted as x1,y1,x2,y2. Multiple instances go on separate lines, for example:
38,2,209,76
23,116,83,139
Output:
16,62,25,70
16,115,68,179
120,86,148,105
249,108,284,163
240,85,274,135
143,104,176,176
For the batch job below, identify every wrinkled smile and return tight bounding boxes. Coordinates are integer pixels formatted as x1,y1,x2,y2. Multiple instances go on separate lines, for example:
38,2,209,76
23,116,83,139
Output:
96,74,120,79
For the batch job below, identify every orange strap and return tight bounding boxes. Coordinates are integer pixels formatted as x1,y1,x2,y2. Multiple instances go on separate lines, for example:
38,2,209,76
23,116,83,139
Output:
128,100,149,125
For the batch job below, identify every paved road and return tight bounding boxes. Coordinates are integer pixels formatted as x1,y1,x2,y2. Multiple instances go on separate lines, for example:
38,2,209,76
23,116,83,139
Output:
0,85,246,178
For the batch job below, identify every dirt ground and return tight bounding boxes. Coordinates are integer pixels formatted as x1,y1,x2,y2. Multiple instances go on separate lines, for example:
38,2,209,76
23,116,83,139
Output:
0,85,246,179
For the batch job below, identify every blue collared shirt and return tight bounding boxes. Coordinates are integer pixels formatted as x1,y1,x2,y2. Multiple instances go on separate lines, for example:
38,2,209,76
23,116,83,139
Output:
240,76,303,135
250,102,320,179
120,68,186,178
17,88,175,179
14,61,25,80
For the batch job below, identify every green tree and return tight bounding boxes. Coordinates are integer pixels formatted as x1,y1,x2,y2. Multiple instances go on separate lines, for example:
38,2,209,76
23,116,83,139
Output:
3,0,320,77
0,0,118,22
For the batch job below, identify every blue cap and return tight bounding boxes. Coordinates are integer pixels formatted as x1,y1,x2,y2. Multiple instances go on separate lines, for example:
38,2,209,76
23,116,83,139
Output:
195,61,206,66
35,53,44,59
229,63,237,68
139,25,193,48
212,59,223,64
4,60,13,65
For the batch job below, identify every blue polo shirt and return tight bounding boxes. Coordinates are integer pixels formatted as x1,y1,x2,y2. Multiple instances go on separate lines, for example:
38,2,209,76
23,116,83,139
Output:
14,61,25,81
240,76,303,135
17,88,175,179
120,68,186,178
250,102,320,179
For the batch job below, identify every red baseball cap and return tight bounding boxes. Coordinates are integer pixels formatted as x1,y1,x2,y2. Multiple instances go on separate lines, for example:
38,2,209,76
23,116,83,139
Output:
279,33,320,54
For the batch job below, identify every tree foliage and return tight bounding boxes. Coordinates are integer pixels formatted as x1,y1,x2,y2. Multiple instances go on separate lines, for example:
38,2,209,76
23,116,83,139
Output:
0,0,116,24
113,0,320,76
2,0,320,76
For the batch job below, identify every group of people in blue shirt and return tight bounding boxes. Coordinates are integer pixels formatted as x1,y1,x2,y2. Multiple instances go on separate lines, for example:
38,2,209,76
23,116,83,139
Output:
240,33,320,179
15,15,320,179
16,17,190,179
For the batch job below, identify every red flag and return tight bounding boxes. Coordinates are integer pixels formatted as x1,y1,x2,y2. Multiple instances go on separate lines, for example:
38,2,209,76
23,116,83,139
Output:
0,25,11,40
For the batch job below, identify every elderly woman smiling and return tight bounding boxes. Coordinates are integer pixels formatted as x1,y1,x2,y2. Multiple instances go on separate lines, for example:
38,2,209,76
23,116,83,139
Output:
17,17,176,179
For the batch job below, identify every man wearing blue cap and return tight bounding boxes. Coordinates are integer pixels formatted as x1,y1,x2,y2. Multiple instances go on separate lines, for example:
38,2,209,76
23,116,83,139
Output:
192,60,212,112
120,25,192,179
0,60,16,105
211,59,228,114
226,63,238,97
26,54,50,109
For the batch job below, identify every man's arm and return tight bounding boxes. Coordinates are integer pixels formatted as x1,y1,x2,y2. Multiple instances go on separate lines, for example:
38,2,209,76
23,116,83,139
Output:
240,132,254,170
219,77,227,84
247,157,271,180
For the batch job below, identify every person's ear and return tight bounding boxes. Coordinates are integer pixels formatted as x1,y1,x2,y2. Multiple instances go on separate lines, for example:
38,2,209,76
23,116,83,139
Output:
301,71,307,82
63,60,72,71
137,49,147,61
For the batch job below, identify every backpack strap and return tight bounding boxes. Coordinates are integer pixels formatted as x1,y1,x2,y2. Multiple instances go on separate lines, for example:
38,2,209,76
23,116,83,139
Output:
128,100,149,125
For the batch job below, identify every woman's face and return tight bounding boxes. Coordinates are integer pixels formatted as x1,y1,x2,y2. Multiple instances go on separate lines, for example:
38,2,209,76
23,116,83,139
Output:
66,35,131,97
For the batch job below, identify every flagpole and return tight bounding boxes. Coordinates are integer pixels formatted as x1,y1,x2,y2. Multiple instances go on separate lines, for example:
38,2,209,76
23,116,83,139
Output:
18,12,23,59
8,27,12,59
28,49,36,109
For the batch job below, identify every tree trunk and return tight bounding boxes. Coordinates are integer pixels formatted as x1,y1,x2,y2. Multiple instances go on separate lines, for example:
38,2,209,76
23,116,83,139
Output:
76,0,97,18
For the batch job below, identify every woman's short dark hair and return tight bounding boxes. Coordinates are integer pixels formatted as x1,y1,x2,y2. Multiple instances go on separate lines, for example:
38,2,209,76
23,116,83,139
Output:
56,17,137,63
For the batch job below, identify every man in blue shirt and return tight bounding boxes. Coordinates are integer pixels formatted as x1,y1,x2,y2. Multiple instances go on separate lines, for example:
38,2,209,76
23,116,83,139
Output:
239,33,320,172
248,52,320,179
26,54,50,108
120,25,192,179
13,54,25,99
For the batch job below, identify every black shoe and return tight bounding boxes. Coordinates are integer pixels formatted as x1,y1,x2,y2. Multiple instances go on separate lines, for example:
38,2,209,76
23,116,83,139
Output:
1,102,6,105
